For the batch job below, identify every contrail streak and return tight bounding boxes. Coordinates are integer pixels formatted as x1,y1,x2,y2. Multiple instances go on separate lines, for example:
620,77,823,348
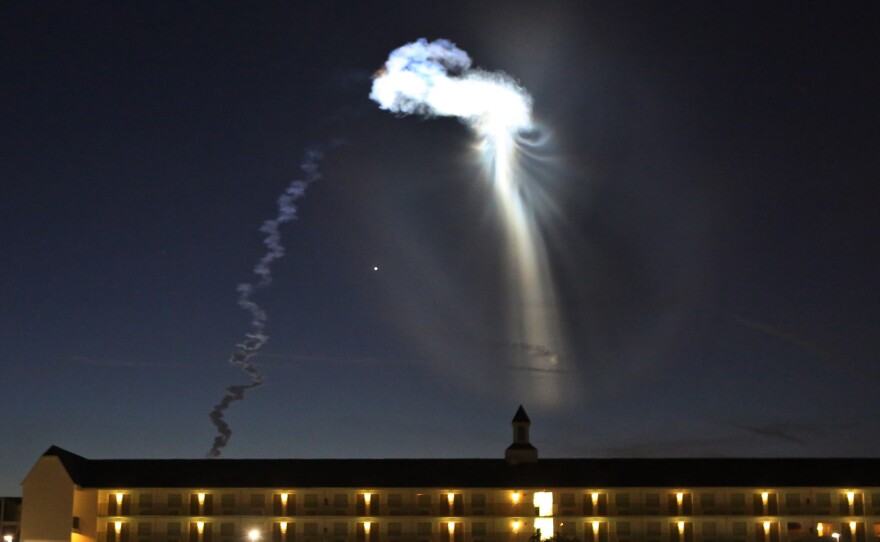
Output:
206,145,334,458
371,39,565,407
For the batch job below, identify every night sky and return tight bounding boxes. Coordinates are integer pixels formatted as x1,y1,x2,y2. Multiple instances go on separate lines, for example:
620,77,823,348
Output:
2,2,879,496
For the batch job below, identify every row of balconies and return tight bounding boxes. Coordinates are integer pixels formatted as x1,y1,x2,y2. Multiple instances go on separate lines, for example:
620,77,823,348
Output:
99,504,876,518
99,528,874,542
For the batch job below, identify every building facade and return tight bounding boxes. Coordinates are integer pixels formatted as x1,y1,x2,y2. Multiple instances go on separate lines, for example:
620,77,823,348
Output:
20,407,880,542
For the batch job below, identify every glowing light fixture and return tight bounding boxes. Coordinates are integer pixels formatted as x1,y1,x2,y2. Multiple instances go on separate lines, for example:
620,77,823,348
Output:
280,523,288,534
364,522,371,535
448,523,456,535
512,521,521,532
4,534,12,542
850,522,857,534
364,493,372,506
817,524,824,537
198,493,206,506
281,493,289,506
676,493,684,507
512,492,521,504
591,493,599,506
847,492,855,506
115,522,122,534
677,522,685,535
761,492,769,506
763,522,771,534
832,533,840,541
248,529,260,542
592,521,600,535
197,522,205,535
115,493,124,507
448,493,456,507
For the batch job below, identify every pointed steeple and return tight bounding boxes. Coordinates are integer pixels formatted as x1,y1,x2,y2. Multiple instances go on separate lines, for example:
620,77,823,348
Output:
505,405,538,464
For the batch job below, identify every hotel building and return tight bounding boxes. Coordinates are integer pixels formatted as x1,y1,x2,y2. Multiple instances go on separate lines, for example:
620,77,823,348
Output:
20,407,880,542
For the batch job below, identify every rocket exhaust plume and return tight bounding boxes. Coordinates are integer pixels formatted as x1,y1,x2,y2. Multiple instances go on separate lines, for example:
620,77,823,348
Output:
207,146,333,458
371,39,564,406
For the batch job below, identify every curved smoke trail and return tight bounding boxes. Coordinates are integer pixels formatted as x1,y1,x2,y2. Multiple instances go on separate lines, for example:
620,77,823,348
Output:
371,39,565,407
207,145,334,458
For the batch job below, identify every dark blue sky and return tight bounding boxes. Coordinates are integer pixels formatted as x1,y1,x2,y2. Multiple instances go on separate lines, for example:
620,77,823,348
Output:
2,2,879,496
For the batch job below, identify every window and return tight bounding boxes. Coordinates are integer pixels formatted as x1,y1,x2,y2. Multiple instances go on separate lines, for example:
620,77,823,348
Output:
617,522,631,536
333,494,349,508
304,523,319,535
252,494,266,509
333,523,348,535
786,493,801,510
730,494,745,511
560,522,575,537
645,494,660,507
388,494,403,508
615,494,630,507
700,494,715,508
417,522,432,535
732,522,746,536
167,523,181,535
168,494,182,508
138,523,153,536
305,495,319,508
221,494,235,510
220,524,235,536
72,516,81,530
472,494,486,514
646,522,661,536
473,523,487,536
703,522,717,536
388,523,402,535
139,494,153,510
417,495,431,507
560,493,575,507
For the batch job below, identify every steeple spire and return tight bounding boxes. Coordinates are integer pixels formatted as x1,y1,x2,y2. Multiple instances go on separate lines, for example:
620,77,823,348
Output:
505,405,538,464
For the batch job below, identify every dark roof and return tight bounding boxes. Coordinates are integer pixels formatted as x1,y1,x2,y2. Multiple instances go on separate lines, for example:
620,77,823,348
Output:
512,405,530,423
41,446,880,489
506,443,537,451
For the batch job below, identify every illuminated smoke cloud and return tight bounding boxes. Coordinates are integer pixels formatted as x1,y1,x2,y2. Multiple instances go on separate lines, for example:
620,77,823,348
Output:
370,38,533,136
207,145,334,458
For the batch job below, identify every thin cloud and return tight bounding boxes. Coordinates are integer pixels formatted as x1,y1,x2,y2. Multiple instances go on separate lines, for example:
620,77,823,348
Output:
586,435,748,458
68,355,179,368
730,422,808,445
508,365,567,374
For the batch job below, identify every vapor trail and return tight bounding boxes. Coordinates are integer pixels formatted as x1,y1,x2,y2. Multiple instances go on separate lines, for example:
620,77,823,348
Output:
207,146,333,458
371,39,565,406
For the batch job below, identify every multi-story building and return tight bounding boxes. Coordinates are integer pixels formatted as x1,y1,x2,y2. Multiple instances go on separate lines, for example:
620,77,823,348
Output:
20,406,880,542
1,497,21,542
